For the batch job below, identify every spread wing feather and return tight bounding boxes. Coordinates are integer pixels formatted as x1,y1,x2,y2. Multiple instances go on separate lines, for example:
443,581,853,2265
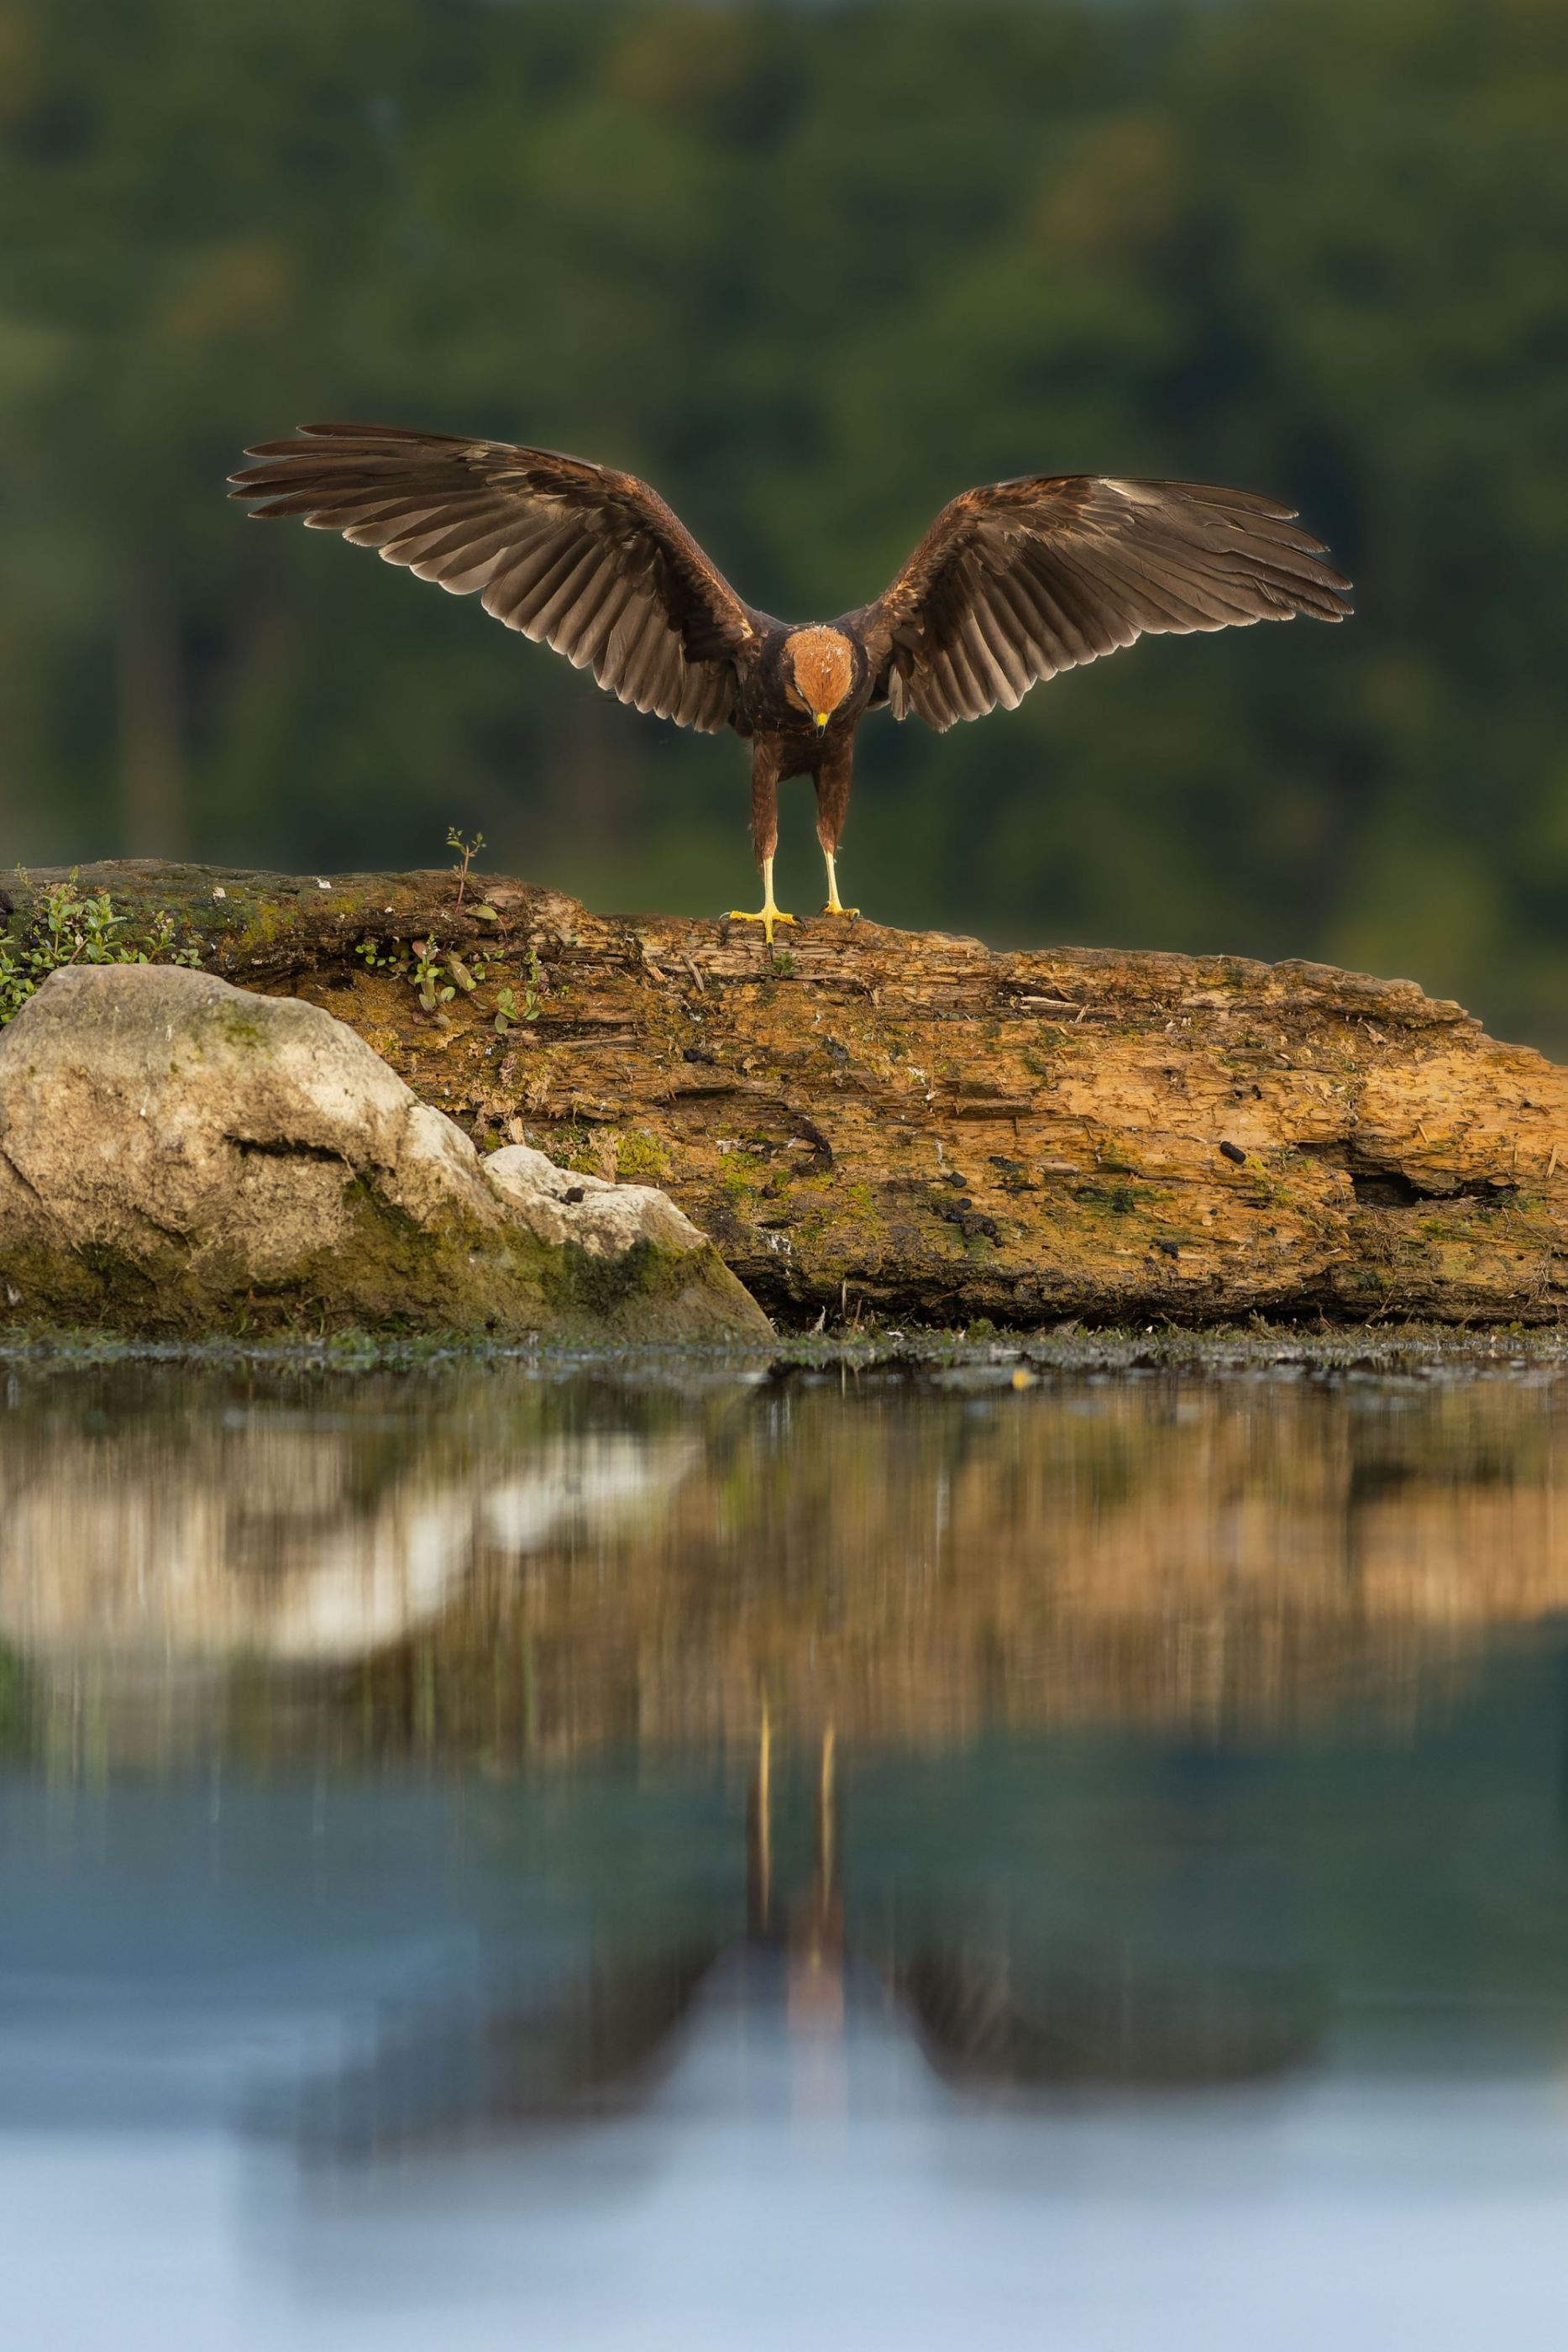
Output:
858,475,1351,731
228,423,765,732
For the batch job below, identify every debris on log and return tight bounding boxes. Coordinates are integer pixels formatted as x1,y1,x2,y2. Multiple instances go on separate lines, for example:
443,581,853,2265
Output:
8,860,1567,1325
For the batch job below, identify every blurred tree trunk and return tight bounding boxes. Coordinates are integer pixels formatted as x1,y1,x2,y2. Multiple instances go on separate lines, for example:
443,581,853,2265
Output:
117,565,188,858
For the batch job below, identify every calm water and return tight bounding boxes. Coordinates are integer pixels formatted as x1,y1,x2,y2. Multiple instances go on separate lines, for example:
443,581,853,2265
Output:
4,1357,1568,2347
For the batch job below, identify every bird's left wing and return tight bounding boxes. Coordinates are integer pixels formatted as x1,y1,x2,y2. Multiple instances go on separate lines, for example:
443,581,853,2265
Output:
229,423,766,732
855,475,1351,732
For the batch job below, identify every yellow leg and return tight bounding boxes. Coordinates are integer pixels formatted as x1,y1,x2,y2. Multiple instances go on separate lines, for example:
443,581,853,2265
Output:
727,853,797,945
817,1724,836,1898
821,850,858,920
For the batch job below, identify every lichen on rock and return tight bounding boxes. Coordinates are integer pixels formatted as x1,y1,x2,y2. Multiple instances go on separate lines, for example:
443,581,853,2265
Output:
0,964,768,1342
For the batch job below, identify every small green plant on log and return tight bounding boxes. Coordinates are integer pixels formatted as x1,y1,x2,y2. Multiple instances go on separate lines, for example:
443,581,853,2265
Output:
356,925,539,1028
494,949,545,1037
0,873,200,1028
409,937,457,1013
353,937,405,974
446,826,484,908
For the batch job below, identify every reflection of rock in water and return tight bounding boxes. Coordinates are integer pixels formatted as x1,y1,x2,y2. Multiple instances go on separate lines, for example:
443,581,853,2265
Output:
0,1390,700,1761
0,1427,698,1663
482,1434,700,1557
894,1947,1322,2093
0,1420,700,1665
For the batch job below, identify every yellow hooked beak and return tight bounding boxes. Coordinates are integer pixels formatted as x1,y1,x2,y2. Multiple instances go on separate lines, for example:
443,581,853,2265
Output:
815,711,830,731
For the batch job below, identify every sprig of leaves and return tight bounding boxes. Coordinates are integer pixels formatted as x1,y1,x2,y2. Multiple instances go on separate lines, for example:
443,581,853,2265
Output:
0,874,202,1028
494,948,544,1037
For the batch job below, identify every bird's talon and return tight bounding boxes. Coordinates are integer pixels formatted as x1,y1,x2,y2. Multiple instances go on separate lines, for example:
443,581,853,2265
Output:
821,904,860,920
725,907,796,946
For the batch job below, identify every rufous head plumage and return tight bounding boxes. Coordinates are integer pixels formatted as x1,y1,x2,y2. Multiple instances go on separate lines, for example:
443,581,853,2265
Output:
785,626,854,730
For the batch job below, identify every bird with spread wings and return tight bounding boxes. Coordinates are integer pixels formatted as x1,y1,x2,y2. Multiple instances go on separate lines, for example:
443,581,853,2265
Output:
230,426,1350,941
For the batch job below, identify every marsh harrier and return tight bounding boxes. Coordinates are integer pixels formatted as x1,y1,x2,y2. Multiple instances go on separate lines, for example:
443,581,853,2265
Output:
232,427,1350,939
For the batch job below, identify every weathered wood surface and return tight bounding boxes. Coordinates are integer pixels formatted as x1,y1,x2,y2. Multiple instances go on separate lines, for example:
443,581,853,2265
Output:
10,860,1568,1324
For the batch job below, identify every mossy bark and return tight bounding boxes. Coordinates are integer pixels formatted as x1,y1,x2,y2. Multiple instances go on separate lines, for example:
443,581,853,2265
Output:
10,860,1568,1326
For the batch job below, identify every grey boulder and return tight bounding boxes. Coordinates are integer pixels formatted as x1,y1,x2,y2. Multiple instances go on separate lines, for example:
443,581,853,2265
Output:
0,964,768,1342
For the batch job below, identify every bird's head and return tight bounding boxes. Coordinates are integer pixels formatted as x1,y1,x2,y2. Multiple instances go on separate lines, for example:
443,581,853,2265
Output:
785,627,855,732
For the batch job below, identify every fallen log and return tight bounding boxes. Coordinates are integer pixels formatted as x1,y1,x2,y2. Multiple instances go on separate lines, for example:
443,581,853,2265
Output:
8,859,1567,1326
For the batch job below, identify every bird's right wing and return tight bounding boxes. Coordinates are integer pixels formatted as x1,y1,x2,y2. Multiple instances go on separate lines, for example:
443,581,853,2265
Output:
857,475,1351,732
230,423,767,732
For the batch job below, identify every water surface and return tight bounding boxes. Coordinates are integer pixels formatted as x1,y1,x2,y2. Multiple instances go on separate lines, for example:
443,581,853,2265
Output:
3,1358,1568,2347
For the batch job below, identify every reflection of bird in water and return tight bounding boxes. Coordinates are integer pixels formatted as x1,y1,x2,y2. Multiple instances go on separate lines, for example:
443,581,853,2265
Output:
285,1717,840,2164
284,1942,721,2162
896,1948,1321,2094
281,1721,1321,2167
750,1714,847,2036
231,428,1349,940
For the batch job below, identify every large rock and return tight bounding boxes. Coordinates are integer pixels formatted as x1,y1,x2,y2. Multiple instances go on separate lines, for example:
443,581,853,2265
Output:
0,965,768,1341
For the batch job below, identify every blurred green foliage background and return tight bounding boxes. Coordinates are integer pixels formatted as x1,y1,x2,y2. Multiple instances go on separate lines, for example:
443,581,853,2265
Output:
2,0,1565,1040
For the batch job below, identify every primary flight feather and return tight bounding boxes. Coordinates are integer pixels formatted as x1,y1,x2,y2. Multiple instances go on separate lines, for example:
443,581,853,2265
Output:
230,425,1351,938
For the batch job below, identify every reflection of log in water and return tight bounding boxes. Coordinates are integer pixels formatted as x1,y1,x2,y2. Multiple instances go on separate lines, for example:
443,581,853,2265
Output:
407,1372,1568,1750
4,1367,1568,1762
